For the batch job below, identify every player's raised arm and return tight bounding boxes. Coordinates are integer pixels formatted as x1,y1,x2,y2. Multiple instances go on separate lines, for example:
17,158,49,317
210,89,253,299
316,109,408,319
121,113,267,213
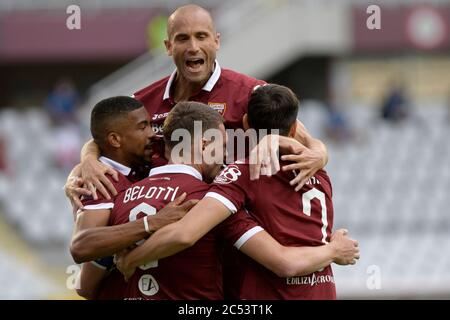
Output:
80,138,119,199
64,163,92,216
247,85,328,186
288,119,328,188
63,139,119,212
248,122,327,183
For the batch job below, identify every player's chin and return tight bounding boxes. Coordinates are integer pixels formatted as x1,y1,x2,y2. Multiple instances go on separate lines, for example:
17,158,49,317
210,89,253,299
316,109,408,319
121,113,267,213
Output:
183,69,208,83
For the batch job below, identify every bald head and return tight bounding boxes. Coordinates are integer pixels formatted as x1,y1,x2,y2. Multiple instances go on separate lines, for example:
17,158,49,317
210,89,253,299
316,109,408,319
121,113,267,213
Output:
167,4,216,40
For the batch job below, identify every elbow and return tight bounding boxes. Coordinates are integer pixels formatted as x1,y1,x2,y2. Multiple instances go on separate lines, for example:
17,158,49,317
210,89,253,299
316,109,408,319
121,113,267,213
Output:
70,242,84,264
76,287,96,300
70,233,90,264
273,262,298,278
272,253,307,278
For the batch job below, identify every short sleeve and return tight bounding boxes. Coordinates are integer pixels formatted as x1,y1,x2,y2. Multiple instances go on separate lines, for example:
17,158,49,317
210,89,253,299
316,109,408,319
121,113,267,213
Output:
80,175,130,211
205,163,250,214
214,209,263,250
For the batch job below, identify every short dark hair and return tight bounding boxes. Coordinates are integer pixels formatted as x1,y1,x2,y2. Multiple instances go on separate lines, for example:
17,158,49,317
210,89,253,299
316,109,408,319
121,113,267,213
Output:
163,101,224,150
247,84,299,136
90,96,144,148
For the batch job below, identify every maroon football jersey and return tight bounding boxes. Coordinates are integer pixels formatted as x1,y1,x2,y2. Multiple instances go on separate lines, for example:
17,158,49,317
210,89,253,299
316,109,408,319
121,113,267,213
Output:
207,159,336,299
80,156,142,210
94,269,126,300
79,156,145,300
133,62,266,165
109,164,261,300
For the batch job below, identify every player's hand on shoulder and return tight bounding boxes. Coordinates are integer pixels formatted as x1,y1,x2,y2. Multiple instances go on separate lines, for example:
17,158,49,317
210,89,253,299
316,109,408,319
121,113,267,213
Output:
329,229,360,265
249,134,281,180
281,143,326,192
151,192,199,231
64,164,92,217
81,156,119,200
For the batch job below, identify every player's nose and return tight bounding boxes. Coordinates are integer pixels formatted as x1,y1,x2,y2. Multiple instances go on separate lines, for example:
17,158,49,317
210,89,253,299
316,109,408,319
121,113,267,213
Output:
187,39,200,52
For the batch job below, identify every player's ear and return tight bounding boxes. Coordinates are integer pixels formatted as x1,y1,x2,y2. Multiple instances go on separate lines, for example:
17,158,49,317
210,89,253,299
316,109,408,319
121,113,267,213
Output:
164,39,172,56
108,132,121,148
242,113,250,130
288,121,297,138
215,32,221,50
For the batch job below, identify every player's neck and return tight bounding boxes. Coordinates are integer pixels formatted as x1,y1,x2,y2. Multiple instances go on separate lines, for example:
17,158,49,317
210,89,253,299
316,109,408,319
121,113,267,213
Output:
167,159,204,179
173,75,208,102
102,150,135,171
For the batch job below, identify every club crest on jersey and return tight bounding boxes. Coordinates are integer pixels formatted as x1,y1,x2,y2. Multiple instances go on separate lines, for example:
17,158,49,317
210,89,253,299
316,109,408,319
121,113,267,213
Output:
208,102,227,115
214,165,241,184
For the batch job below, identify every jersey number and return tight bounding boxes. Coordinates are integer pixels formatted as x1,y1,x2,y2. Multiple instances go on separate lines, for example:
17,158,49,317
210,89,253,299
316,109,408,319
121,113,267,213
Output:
302,188,328,244
129,203,158,270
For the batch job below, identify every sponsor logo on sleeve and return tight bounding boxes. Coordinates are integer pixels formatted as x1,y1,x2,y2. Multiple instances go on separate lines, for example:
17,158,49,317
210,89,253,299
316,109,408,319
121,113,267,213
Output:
214,164,241,184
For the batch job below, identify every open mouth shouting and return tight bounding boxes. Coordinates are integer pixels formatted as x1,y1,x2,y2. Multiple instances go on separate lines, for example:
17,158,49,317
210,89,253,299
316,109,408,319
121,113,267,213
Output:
185,57,205,73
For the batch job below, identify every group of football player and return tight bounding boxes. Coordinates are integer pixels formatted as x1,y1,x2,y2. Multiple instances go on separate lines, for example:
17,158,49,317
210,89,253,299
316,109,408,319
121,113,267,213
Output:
65,4,359,300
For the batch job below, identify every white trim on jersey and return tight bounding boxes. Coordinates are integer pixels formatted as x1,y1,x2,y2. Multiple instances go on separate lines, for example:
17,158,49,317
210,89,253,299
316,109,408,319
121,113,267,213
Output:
163,60,221,100
82,203,114,210
234,226,264,250
204,191,237,213
149,164,202,181
99,156,131,176
163,69,177,100
202,60,221,92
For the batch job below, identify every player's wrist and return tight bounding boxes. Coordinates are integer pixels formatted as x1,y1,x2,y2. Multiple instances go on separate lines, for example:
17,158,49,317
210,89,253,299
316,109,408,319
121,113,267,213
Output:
314,141,328,168
326,241,339,262
143,216,154,235
81,153,98,163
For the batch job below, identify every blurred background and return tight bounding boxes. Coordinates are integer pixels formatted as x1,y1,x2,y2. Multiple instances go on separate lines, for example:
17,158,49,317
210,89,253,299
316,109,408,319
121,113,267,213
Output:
0,0,449,299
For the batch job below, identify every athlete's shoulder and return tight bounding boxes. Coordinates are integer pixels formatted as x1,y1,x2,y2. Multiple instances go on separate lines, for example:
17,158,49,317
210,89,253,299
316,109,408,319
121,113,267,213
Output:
150,171,209,193
213,160,250,185
307,169,333,195
82,172,131,205
133,76,170,100
220,68,266,90
168,173,210,199
315,169,331,184
110,175,133,198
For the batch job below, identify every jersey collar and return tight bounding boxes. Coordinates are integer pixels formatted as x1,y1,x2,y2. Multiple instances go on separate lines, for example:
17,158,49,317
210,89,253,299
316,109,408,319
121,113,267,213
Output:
163,60,221,100
99,156,131,176
149,164,203,181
